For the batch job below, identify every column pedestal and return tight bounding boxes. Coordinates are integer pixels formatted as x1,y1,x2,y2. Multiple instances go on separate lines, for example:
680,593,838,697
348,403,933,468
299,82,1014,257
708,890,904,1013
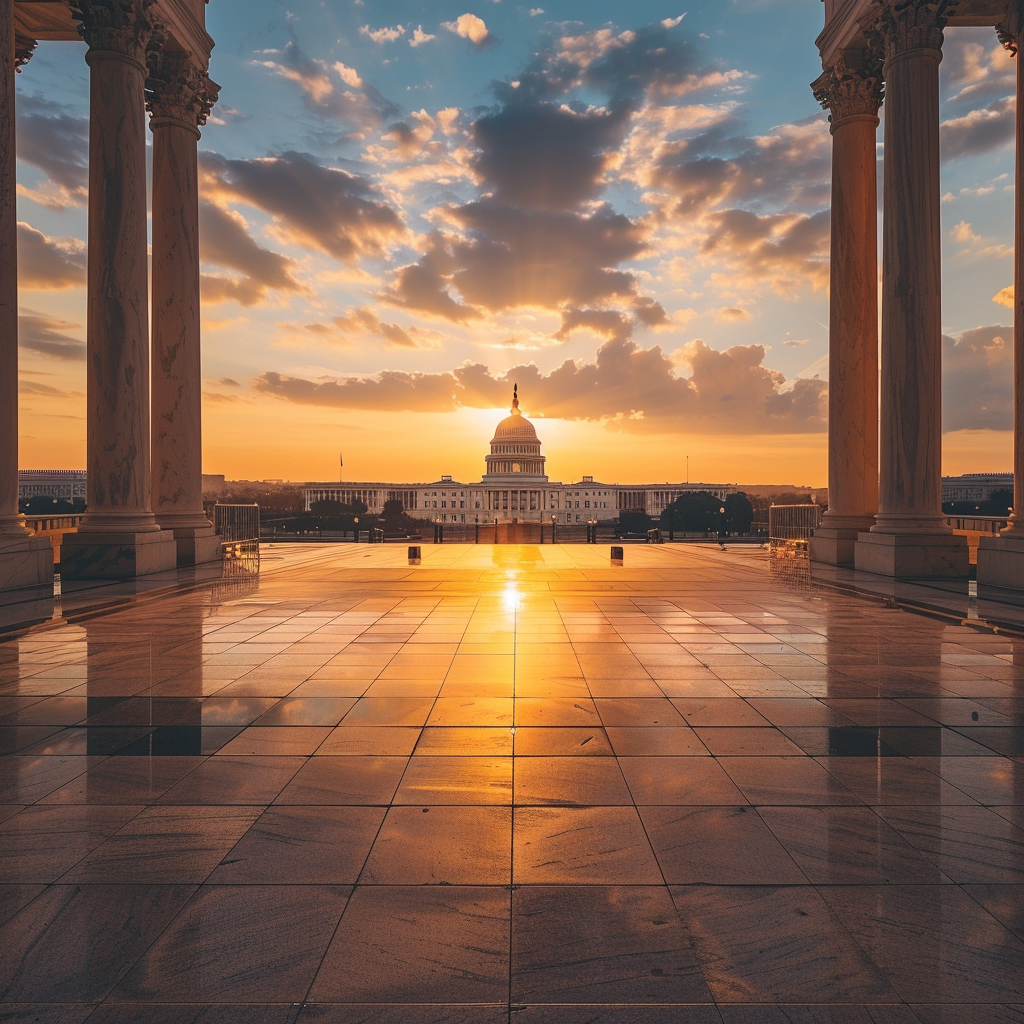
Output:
810,515,877,567
977,536,1024,591
0,535,53,591
60,530,180,578
855,530,968,578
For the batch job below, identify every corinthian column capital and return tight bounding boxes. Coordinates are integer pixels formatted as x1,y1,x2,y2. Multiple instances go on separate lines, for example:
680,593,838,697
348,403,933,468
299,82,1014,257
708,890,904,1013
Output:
146,51,219,135
69,0,163,70
14,33,36,70
873,0,958,60
996,2,1024,53
812,48,884,131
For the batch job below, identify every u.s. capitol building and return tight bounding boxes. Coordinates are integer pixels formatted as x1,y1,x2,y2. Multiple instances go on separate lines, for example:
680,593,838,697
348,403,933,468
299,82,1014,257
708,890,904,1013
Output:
303,387,732,524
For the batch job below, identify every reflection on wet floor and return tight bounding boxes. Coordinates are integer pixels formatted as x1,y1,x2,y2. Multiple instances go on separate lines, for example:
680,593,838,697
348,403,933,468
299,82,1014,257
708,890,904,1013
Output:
1,541,1023,1019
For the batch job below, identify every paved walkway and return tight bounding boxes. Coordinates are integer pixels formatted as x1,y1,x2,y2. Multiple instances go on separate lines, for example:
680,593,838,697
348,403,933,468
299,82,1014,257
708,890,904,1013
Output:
0,543,1022,1022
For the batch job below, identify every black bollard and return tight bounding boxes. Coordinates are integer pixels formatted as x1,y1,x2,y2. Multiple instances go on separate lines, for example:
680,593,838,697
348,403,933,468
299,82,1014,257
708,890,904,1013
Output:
408,545,421,565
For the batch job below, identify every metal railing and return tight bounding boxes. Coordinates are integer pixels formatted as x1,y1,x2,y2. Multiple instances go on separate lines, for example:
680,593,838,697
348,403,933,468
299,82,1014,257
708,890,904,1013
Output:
213,503,260,564
768,504,823,559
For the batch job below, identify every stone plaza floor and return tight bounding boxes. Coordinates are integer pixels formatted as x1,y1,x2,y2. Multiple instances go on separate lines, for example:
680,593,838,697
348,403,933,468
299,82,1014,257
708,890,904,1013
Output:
0,542,1022,1023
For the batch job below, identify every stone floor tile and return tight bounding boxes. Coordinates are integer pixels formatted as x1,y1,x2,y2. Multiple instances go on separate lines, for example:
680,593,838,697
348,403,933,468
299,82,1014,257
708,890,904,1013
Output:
62,805,261,883
296,1007,507,1023
0,884,196,1002
819,885,1024,1004
85,1006,301,1024
619,756,746,804
514,806,662,883
393,755,512,804
209,806,384,884
155,755,305,804
309,886,509,1003
640,805,806,884
360,805,511,884
514,756,631,805
717,757,862,806
513,726,614,756
113,885,351,1002
511,885,711,1004
670,885,897,1004
274,755,409,804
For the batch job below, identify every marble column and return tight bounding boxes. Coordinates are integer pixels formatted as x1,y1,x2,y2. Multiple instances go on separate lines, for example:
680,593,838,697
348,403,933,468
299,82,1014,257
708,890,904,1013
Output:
62,0,177,578
810,49,883,567
855,0,968,579
147,52,221,567
979,9,1024,591
0,2,52,594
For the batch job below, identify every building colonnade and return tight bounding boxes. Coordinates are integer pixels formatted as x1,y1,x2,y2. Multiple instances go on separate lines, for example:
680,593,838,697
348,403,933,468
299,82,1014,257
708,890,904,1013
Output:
0,0,219,592
812,0,1024,587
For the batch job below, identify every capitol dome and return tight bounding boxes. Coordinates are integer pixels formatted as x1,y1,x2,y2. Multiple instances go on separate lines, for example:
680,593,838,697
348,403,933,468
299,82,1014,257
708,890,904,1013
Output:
482,384,548,482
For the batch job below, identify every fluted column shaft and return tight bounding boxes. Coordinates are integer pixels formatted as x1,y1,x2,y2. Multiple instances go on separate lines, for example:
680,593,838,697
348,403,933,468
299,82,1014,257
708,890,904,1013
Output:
811,53,882,562
148,56,217,533
73,0,161,534
1005,20,1024,533
872,3,950,536
0,0,21,536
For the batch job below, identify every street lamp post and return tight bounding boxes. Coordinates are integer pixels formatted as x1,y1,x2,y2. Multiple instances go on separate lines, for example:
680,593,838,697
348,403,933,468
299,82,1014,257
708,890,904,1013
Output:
353,515,359,543
719,506,726,545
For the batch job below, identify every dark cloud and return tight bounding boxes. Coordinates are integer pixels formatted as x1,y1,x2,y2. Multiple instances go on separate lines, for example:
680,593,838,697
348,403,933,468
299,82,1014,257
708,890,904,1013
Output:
200,150,406,262
15,94,88,209
649,119,831,214
942,325,1012,431
254,37,399,128
17,223,86,288
472,102,630,210
387,200,648,320
701,208,830,292
506,18,723,106
18,312,85,360
199,200,302,306
941,97,1015,161
253,336,828,433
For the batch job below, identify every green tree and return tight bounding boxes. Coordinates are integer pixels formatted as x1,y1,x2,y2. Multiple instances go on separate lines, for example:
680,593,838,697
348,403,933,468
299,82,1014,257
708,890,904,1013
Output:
617,509,654,535
723,492,754,536
660,491,722,533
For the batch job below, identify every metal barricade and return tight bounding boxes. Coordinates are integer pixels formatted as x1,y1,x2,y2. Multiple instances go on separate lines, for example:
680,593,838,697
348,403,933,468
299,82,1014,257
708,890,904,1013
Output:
213,503,260,565
768,504,822,581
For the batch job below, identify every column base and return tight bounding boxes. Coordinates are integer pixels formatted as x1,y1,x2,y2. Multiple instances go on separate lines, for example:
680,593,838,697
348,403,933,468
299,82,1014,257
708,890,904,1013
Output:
60,530,178,579
854,531,969,579
977,535,1024,593
0,535,54,592
170,527,223,567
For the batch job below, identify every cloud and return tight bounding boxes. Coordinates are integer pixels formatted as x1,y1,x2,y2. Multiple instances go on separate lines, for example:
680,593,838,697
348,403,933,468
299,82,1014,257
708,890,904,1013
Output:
254,38,398,129
942,35,1016,106
700,207,831,294
15,94,88,209
360,24,405,43
443,13,493,48
529,8,544,15
993,285,1013,308
19,379,80,398
386,199,649,320
17,222,86,289
18,312,85,360
410,26,436,47
199,200,303,306
253,335,828,433
943,325,1012,431
941,97,1015,161
472,101,631,210
200,151,406,263
644,119,831,215
304,306,429,348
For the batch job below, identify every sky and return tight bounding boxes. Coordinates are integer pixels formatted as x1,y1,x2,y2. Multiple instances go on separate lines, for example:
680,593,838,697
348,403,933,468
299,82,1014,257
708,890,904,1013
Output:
14,0,1018,486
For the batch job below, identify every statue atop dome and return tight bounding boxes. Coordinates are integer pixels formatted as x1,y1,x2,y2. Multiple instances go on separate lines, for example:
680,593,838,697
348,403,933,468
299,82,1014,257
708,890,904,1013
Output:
511,382,519,414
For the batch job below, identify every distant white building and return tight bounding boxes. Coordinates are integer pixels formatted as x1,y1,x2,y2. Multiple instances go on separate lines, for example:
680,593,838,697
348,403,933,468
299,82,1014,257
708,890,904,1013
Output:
303,388,732,524
941,473,1013,503
17,469,87,501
